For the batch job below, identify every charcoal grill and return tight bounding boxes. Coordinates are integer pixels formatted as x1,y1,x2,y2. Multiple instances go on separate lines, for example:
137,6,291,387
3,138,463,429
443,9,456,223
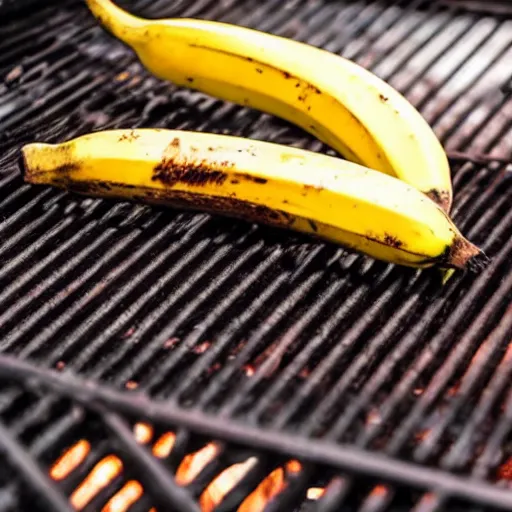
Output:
1,1,512,511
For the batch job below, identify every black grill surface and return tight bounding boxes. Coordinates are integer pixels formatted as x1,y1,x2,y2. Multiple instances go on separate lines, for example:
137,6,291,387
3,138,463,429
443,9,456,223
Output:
1,1,512,511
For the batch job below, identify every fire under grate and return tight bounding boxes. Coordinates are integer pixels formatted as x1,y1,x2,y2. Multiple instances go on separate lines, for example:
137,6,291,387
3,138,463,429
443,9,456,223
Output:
0,1,512,511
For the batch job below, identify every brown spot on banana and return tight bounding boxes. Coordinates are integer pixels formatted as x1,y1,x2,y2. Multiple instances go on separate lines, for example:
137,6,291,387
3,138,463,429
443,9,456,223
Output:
117,130,140,142
235,175,267,184
383,234,403,249
426,188,452,213
138,188,295,228
308,220,318,232
169,137,180,149
304,184,323,192
152,137,234,187
152,159,229,187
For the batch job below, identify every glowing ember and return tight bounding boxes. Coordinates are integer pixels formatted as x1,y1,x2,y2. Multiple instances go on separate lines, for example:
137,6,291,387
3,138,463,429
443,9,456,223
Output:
447,382,460,397
50,431,322,511
115,71,130,82
498,456,512,480
125,381,138,390
50,440,91,481
164,337,180,349
366,409,382,426
298,367,311,379
414,428,431,442
286,460,302,473
133,422,153,444
243,365,255,377
239,465,286,512
369,484,387,497
200,458,257,512
307,487,325,500
177,443,219,485
152,432,176,459
193,341,211,354
102,481,143,512
70,455,123,510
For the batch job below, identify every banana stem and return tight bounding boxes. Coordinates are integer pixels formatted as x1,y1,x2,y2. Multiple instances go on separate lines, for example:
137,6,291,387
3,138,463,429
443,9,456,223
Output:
85,0,146,45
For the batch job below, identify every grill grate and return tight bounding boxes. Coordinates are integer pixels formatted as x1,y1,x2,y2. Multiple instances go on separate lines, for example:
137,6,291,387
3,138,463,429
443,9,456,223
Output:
0,1,512,511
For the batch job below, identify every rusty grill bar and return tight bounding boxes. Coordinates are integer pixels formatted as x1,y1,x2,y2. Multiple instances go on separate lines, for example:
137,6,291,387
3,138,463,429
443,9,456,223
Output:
0,1,512,511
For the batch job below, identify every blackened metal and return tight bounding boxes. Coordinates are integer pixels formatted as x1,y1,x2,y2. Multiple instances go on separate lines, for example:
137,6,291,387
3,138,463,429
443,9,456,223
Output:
2,356,512,510
0,420,73,512
0,1,512,511
102,412,201,512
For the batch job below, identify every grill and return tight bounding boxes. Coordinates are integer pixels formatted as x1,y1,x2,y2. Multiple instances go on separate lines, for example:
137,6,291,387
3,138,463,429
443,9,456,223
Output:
1,1,512,511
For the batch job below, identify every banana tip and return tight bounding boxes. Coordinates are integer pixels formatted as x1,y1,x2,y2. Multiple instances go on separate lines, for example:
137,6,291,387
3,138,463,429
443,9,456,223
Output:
19,143,78,185
19,145,35,183
448,236,489,273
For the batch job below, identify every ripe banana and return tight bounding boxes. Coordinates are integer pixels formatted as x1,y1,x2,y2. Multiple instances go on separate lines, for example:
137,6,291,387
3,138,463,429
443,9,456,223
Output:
84,0,453,213
20,129,481,270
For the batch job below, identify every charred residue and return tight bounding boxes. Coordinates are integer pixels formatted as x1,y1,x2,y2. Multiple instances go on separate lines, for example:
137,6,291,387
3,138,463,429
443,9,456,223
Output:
152,138,232,187
237,175,267,184
383,234,403,249
117,131,140,142
153,160,229,187
426,188,452,213
304,184,323,192
308,220,318,232
147,189,295,228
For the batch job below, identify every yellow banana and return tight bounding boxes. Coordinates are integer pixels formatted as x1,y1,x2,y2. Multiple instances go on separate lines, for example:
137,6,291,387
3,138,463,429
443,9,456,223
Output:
21,129,481,270
84,0,453,213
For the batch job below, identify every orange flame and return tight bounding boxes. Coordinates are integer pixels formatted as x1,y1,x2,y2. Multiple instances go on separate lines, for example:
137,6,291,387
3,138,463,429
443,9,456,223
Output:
200,457,257,512
102,481,143,512
177,443,219,485
70,455,123,510
307,487,325,500
50,440,91,481
152,432,176,459
369,484,387,497
51,430,323,511
498,456,512,480
134,422,153,444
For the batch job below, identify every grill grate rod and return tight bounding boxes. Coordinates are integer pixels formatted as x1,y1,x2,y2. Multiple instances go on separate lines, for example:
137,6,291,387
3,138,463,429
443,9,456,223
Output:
2,356,512,511
101,412,201,512
0,420,74,512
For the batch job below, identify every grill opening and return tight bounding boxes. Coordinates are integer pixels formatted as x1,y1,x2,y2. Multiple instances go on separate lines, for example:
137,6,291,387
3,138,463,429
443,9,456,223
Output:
0,0,512,511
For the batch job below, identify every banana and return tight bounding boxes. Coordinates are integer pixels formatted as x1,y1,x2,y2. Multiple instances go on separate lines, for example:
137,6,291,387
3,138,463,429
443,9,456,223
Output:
20,129,481,270
84,0,453,213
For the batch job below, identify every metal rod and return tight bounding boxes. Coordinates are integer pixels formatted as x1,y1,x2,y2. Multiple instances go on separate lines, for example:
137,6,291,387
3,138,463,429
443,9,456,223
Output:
1,357,512,510
0,419,74,512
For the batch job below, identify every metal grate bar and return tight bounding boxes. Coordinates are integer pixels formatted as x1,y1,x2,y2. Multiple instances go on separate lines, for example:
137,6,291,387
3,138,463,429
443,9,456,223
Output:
102,412,200,512
2,356,512,510
0,420,73,512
